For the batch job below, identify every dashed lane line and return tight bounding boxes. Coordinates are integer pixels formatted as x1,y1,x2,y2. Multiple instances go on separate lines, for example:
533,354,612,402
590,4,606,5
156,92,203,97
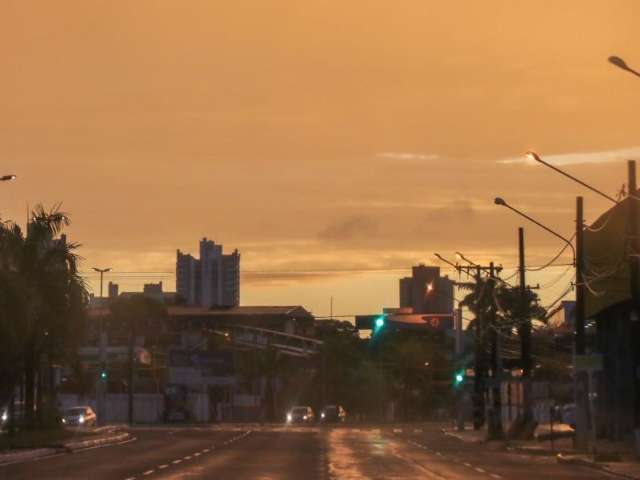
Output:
475,467,486,473
172,459,182,464
158,464,168,470
490,475,502,479
142,470,154,476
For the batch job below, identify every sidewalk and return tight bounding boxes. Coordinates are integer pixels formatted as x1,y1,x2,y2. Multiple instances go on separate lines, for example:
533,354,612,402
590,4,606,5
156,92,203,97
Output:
443,424,640,479
0,428,130,466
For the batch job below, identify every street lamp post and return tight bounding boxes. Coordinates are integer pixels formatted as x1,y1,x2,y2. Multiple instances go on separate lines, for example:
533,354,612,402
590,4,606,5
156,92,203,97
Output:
92,267,111,426
495,196,589,449
608,55,640,79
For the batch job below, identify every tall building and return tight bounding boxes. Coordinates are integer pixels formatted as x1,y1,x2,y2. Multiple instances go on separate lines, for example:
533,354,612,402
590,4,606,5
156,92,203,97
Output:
108,281,119,299
176,238,240,308
399,264,454,314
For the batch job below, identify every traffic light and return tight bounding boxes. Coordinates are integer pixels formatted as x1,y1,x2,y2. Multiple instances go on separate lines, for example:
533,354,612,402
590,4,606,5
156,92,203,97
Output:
454,369,465,387
374,316,385,329
99,362,108,381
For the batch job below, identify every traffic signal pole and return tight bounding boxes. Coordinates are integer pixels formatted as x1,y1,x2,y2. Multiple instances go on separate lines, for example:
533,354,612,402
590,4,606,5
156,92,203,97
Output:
455,306,465,431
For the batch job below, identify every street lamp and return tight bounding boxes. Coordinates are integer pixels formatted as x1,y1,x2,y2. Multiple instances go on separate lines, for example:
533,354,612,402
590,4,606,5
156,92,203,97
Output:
0,175,16,182
494,197,576,265
92,267,112,298
608,55,640,79
526,151,618,205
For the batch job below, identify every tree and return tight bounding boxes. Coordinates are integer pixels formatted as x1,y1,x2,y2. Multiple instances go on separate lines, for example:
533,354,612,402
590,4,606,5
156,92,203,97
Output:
0,205,87,429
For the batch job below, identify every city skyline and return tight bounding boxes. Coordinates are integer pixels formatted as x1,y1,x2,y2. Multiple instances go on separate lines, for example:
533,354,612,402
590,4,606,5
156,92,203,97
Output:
3,1,640,316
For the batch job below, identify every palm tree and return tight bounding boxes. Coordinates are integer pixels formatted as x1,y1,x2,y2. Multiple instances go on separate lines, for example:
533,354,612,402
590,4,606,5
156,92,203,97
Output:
0,204,87,429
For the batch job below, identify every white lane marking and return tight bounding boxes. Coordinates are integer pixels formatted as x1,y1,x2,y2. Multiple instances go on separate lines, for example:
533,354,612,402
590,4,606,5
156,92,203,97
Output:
435,452,442,456
475,467,486,473
143,470,155,476
463,462,472,467
124,477,136,480
158,464,169,469
490,475,502,479
203,448,210,453
193,452,201,457
184,455,192,460
172,459,182,464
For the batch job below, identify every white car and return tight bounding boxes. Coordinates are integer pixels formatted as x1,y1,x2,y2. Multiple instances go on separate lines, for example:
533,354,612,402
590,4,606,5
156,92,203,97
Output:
286,406,315,424
62,406,97,427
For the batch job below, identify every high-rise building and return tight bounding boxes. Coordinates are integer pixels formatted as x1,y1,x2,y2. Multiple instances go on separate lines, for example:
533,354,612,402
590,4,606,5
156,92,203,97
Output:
108,281,119,299
176,238,240,308
399,264,454,314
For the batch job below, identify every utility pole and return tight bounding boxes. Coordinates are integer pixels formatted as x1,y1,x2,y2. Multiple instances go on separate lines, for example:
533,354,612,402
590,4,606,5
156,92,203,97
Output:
128,318,135,426
574,196,589,450
626,161,638,434
472,265,486,430
518,227,533,431
488,262,504,439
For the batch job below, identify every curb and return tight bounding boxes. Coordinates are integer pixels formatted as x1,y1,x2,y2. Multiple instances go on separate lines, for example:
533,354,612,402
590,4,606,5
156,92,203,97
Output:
0,448,58,466
441,428,485,443
0,432,130,466
64,432,130,452
556,453,640,480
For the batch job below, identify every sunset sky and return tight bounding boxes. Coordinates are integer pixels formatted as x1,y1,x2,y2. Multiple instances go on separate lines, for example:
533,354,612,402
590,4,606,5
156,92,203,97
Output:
3,1,640,317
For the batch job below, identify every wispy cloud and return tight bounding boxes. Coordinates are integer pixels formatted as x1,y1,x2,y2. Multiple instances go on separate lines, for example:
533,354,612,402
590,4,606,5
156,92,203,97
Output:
498,146,640,166
376,152,439,162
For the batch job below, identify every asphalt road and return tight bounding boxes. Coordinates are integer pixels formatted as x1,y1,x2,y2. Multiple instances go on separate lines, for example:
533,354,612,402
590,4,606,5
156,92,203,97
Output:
1,424,612,480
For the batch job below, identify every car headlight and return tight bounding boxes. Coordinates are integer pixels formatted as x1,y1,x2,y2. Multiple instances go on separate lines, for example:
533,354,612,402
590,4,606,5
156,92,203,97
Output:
321,412,325,419
286,414,292,422
79,415,85,424
1,412,7,422
62,418,67,424
303,415,308,420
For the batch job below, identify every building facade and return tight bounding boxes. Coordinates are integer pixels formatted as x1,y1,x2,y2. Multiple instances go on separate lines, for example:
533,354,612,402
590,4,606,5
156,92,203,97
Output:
177,238,240,308
399,265,454,314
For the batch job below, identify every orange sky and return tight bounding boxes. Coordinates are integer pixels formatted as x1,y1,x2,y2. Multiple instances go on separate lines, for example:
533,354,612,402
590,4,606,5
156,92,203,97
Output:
2,1,640,317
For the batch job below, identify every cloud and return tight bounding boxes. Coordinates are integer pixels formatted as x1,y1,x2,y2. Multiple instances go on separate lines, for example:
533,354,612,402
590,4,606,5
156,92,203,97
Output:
318,216,379,242
498,146,640,166
376,152,440,163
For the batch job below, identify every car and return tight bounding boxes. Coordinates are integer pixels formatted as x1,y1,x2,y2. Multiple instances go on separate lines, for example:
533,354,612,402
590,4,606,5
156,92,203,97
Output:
286,406,315,424
62,406,97,427
320,405,346,423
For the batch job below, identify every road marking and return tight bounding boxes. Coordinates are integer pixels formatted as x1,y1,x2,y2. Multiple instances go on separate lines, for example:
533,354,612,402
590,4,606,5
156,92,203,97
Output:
463,462,472,467
184,455,192,460
475,467,486,473
435,452,442,456
158,464,168,469
172,459,182,464
143,470,154,476
203,448,210,453
414,428,423,433
124,477,136,480
193,452,201,457
490,475,502,479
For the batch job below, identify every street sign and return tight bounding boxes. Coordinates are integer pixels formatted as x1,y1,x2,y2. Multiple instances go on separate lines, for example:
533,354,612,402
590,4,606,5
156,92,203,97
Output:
575,354,603,372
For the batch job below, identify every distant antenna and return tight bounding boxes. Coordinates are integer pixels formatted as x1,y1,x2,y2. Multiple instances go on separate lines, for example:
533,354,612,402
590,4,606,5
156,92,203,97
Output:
330,296,333,320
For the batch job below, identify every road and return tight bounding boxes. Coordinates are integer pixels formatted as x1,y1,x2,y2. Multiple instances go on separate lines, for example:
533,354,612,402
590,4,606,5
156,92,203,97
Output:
1,423,612,480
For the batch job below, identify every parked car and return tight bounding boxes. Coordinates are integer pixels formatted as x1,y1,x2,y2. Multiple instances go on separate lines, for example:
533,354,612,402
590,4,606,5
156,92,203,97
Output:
62,406,97,427
286,406,315,424
320,405,346,423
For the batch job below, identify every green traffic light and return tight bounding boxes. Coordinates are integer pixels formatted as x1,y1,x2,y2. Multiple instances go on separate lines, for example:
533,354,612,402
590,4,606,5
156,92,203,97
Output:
100,371,107,380
375,317,385,328
455,373,464,383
